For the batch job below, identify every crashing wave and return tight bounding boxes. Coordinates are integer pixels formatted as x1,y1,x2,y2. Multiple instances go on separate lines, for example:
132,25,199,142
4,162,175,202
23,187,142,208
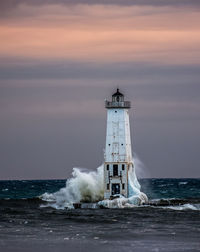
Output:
41,156,148,209
41,165,104,209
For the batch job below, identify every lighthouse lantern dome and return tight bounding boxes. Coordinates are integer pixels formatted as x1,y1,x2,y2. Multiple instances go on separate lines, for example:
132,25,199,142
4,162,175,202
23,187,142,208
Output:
105,88,131,109
112,88,124,102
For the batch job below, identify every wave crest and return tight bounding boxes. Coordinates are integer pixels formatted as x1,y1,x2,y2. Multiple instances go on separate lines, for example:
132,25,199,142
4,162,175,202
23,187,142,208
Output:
41,161,148,209
41,165,104,209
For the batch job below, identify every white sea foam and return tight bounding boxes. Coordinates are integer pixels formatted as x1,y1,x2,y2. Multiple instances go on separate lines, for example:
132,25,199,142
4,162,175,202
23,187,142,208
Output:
162,204,200,211
179,182,188,185
98,194,148,209
41,157,148,209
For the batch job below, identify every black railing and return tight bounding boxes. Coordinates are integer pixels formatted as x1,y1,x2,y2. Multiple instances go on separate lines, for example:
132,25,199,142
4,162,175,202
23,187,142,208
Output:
105,101,131,108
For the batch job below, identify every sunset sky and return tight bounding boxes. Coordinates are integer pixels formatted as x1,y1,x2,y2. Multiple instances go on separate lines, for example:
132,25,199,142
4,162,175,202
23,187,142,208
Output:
0,0,200,179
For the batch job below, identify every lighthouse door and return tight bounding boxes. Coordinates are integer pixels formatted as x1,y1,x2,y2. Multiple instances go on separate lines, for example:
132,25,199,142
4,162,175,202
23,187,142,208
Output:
112,183,120,195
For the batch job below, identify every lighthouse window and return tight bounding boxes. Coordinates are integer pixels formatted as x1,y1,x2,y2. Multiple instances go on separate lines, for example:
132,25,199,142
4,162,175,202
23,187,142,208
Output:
107,184,110,190
106,164,109,171
113,164,118,176
122,183,125,190
122,164,125,170
115,111,117,113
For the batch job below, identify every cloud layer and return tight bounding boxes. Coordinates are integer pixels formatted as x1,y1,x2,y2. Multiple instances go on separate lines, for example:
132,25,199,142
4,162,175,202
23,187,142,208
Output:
0,3,200,64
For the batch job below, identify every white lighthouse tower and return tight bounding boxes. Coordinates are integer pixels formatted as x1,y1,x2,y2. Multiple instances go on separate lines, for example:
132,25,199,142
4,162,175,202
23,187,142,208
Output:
104,89,133,199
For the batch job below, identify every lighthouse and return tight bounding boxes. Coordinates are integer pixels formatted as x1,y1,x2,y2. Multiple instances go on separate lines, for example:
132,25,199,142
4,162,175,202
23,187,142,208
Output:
104,89,133,199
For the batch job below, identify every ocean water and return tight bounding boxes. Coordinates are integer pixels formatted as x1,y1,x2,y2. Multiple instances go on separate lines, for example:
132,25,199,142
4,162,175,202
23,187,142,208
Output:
0,178,200,252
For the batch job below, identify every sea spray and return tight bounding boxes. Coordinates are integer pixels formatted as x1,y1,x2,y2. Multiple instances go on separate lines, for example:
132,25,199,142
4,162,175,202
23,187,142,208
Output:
128,163,141,197
41,165,104,209
133,153,150,179
98,163,148,208
41,156,148,209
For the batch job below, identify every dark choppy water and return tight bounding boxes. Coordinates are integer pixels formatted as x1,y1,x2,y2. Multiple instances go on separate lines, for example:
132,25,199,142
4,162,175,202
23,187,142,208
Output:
0,178,200,252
